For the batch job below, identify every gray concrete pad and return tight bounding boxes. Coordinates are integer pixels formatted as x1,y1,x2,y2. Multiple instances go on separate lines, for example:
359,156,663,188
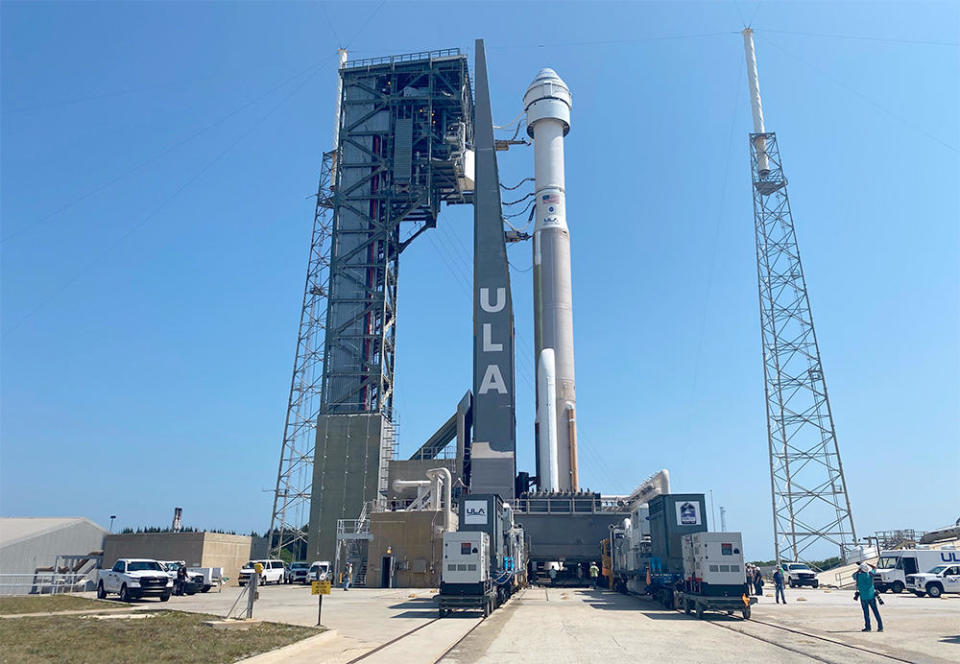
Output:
443,586,959,664
742,586,960,663
76,583,960,663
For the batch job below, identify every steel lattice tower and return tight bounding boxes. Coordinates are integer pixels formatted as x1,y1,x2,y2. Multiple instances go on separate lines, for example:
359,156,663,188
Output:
744,29,856,564
269,49,474,561
267,151,336,559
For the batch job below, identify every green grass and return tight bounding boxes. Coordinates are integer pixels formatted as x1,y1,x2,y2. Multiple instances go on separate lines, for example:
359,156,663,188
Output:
0,595,128,615
0,611,319,663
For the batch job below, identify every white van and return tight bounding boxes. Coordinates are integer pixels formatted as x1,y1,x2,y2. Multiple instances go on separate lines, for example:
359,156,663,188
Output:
873,548,960,593
238,559,286,586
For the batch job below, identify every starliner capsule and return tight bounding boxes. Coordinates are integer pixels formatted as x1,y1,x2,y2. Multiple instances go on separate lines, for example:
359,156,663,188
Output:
525,68,578,491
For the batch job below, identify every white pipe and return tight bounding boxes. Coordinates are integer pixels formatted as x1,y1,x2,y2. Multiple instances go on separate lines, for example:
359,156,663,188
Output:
426,468,453,531
537,349,559,490
331,48,348,181
625,469,671,506
741,29,770,175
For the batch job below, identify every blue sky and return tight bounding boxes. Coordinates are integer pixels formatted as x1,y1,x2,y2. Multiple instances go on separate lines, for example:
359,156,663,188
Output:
2,2,957,560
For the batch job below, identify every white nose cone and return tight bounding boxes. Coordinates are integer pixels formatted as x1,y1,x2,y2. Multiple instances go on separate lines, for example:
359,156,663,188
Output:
524,68,572,137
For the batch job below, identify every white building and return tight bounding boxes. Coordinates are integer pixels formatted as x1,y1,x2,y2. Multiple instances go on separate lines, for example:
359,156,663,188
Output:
0,517,107,595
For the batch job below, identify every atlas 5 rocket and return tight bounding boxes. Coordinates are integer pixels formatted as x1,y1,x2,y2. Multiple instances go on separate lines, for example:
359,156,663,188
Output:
525,68,578,491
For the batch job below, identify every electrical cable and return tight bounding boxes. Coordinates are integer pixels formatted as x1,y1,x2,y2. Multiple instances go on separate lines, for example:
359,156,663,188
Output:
764,37,957,153
2,63,329,339
689,56,744,404
756,27,958,47
493,110,524,130
500,177,534,191
486,31,738,50
502,192,535,206
343,0,387,50
1,59,330,245
503,199,534,219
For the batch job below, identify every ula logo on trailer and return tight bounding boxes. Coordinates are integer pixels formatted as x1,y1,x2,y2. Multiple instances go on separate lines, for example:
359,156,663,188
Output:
677,501,702,526
464,500,489,525
941,552,960,563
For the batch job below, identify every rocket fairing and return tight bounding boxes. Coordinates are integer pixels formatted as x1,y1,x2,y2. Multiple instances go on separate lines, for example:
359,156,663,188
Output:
525,68,578,491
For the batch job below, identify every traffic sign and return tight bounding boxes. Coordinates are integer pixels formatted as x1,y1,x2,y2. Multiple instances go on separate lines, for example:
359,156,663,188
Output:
312,580,331,595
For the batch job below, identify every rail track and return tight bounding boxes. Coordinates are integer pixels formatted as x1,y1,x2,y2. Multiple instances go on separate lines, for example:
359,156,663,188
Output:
665,599,914,663
343,610,487,664
350,589,914,664
715,616,915,664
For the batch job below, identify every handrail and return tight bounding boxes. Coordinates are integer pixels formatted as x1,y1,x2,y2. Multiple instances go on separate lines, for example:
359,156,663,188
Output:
345,48,463,70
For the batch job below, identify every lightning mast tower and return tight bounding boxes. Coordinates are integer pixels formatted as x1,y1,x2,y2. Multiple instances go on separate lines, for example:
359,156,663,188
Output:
742,29,857,564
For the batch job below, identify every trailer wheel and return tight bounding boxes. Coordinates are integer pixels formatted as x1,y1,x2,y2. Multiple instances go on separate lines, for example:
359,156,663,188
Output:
438,608,446,618
695,603,704,619
742,605,751,620
482,599,491,618
684,599,691,615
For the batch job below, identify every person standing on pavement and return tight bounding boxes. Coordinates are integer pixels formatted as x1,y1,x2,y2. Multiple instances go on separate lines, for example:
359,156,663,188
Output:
589,561,600,589
773,566,786,604
753,567,764,596
854,562,884,632
343,562,353,591
175,565,188,596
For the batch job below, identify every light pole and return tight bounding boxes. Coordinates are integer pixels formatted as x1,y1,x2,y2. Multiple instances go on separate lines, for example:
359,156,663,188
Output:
109,515,117,533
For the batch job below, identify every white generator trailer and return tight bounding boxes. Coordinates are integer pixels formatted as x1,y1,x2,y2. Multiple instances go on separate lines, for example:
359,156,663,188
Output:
437,531,497,617
676,532,755,620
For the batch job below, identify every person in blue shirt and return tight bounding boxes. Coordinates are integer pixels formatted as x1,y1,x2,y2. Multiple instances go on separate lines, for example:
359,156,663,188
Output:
853,562,884,632
773,567,786,604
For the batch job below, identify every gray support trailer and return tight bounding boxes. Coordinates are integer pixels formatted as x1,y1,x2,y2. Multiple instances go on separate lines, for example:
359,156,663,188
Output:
676,590,757,620
436,587,498,618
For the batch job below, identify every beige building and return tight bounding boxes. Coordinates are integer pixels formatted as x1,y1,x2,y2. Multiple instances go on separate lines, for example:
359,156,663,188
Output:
366,511,457,588
103,532,267,586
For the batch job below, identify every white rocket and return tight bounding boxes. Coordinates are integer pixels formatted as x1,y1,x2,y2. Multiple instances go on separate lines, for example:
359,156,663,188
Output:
525,68,578,491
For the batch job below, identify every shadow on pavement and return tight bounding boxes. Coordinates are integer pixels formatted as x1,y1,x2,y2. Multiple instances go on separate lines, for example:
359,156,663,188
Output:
939,635,960,645
387,598,436,609
391,609,442,618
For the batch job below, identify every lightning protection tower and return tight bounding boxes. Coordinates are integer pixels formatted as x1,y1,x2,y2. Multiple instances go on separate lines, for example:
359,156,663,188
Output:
742,29,857,564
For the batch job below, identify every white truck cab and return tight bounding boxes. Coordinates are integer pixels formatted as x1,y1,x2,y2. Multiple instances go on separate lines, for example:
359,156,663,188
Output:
906,564,960,598
873,549,958,593
97,558,173,602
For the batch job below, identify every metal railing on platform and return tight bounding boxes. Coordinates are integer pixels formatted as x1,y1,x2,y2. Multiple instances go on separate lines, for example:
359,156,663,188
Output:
345,48,463,70
0,572,97,596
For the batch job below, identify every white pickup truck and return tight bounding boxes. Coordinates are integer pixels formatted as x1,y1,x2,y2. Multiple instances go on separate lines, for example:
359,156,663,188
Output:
97,559,173,602
906,564,960,598
782,562,819,588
